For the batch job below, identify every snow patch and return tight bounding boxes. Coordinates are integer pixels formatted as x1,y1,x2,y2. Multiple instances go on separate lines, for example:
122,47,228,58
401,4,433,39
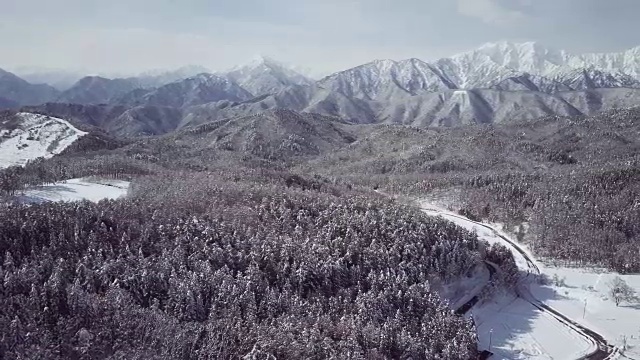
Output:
17,178,130,203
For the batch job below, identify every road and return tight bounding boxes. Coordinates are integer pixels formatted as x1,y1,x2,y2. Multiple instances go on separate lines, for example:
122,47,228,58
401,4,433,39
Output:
421,204,618,360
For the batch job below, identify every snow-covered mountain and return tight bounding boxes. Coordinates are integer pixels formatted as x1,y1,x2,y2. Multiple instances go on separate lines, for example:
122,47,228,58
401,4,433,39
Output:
2,41,639,134
317,58,458,101
568,46,640,80
314,42,640,103
449,41,640,86
457,41,640,78
116,73,252,108
180,86,640,130
225,56,313,96
0,112,87,168
549,67,640,90
458,41,568,76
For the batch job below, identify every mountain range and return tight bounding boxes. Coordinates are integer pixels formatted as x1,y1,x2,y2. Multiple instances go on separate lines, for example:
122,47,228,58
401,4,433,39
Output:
2,41,640,136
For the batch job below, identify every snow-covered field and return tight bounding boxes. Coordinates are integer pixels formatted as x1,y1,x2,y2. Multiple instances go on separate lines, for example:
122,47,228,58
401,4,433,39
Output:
532,266,640,359
0,112,86,169
419,200,640,360
17,178,130,203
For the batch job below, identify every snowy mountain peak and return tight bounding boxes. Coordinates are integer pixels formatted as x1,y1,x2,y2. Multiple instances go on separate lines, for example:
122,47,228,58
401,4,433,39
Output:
225,56,313,96
460,41,567,75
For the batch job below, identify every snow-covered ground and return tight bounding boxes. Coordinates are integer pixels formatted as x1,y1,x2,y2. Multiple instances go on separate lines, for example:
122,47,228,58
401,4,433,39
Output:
532,266,640,359
419,201,627,359
0,112,86,169
440,263,491,311
17,178,130,203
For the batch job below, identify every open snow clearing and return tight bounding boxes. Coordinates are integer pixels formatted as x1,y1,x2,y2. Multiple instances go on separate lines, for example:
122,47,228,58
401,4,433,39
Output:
17,178,130,203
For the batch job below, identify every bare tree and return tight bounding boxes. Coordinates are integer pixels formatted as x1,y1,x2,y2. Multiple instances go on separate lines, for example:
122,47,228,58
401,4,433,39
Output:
608,276,638,307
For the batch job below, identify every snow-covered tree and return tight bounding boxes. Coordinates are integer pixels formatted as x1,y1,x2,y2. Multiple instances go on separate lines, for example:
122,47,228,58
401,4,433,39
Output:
608,276,638,306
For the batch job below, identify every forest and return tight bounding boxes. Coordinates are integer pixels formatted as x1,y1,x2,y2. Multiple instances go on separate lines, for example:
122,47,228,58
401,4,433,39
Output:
0,163,512,359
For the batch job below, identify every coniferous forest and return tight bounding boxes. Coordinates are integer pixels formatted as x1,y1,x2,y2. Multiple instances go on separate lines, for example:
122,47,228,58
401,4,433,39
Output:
1,168,492,359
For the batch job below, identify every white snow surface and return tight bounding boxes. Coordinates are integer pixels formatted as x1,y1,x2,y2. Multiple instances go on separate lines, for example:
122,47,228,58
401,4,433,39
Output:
18,178,130,203
0,112,86,169
531,266,640,360
419,201,616,359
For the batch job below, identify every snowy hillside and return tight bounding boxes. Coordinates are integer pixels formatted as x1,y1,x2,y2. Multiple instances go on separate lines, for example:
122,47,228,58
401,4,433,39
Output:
0,112,86,168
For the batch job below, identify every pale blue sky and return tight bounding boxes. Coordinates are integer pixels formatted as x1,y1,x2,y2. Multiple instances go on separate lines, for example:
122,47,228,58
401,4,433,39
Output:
1,0,638,76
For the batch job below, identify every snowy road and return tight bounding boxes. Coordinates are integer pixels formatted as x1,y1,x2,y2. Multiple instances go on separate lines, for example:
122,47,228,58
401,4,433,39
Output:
420,202,618,360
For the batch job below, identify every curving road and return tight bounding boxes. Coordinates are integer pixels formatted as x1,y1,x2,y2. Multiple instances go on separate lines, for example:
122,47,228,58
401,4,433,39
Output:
422,205,618,360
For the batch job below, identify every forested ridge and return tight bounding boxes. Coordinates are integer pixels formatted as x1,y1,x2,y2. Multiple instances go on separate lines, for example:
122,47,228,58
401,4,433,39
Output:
306,108,640,273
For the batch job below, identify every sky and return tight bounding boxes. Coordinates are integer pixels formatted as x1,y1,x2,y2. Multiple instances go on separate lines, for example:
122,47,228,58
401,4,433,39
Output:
1,0,639,77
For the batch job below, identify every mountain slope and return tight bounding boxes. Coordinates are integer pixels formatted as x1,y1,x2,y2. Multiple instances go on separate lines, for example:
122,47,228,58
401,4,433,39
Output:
22,103,182,137
57,76,143,105
317,59,457,101
550,67,640,90
16,69,85,91
173,108,355,160
116,74,252,108
0,112,87,168
108,106,183,136
489,73,572,92
179,84,377,129
0,68,60,106
225,56,313,96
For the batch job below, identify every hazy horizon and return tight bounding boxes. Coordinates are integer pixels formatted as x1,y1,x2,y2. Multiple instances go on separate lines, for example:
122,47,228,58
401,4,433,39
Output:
2,0,639,78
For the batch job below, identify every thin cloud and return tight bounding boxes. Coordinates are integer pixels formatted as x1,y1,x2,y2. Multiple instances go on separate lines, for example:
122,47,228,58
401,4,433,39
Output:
456,0,528,26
